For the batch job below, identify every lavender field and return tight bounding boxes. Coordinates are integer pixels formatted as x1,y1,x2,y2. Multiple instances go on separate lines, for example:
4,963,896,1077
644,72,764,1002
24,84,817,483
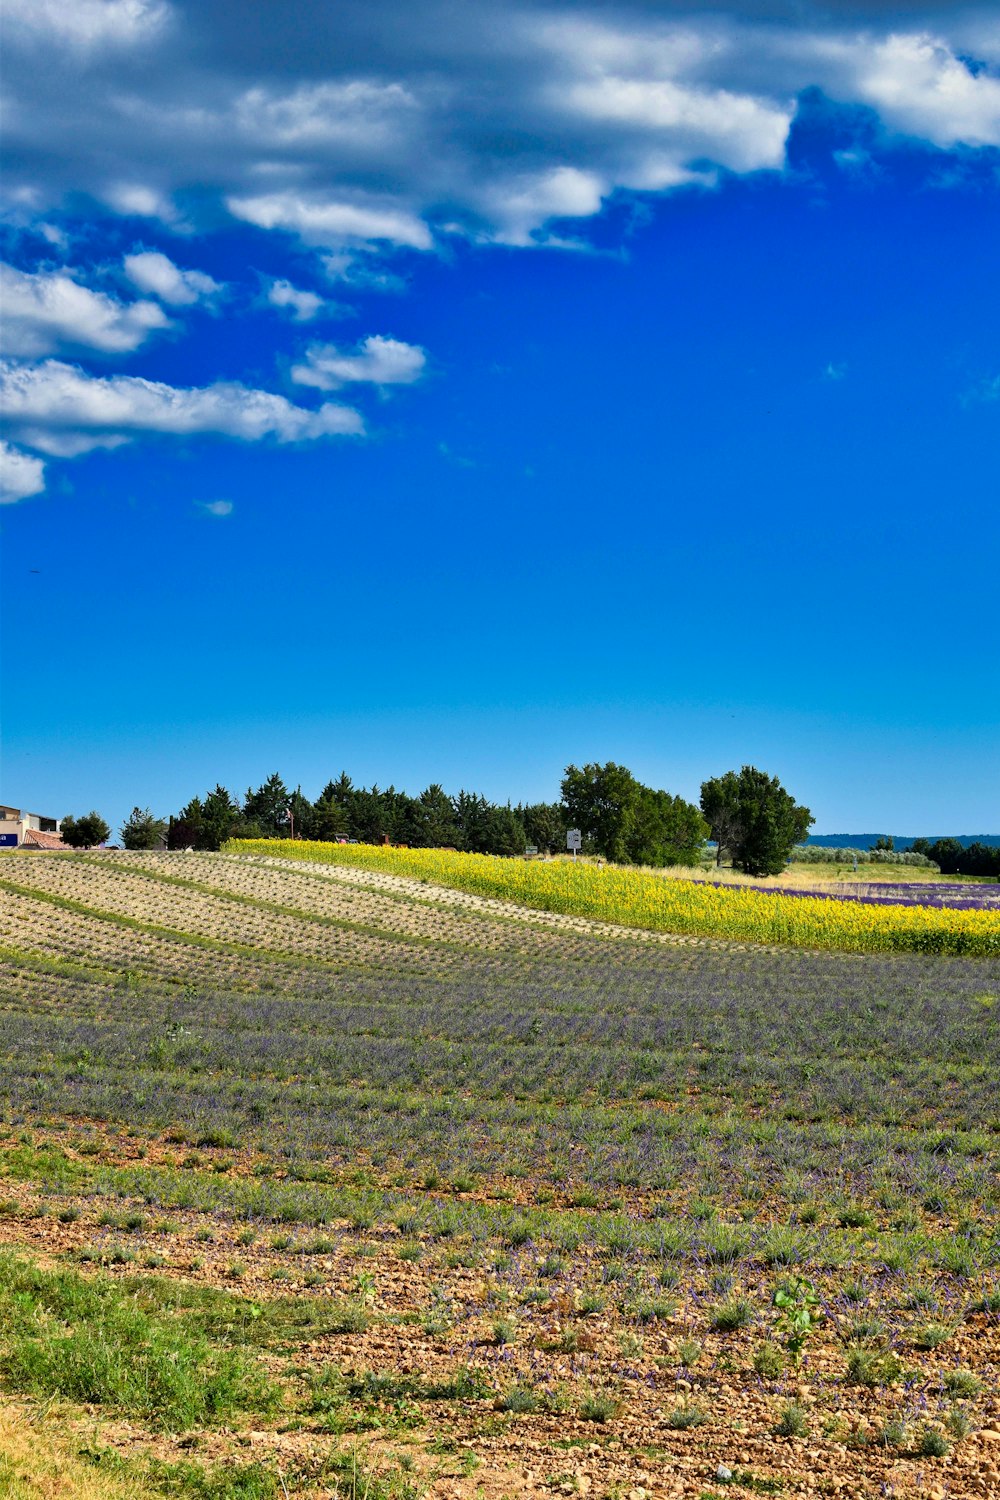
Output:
0,850,998,1500
708,879,1000,912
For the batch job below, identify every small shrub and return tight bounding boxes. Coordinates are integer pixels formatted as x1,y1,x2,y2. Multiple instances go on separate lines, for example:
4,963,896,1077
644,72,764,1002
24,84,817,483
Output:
919,1427,950,1458
943,1369,981,1399
946,1408,973,1440
499,1382,539,1413
912,1321,954,1351
580,1390,619,1423
775,1402,809,1438
667,1403,707,1429
752,1342,784,1379
845,1346,904,1387
710,1297,755,1332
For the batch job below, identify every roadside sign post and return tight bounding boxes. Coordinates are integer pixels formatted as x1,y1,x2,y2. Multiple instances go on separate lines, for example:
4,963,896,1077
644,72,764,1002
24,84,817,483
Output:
566,829,582,860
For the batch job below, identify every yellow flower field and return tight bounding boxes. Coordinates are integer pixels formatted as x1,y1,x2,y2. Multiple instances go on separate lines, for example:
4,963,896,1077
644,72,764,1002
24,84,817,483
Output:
226,841,1000,956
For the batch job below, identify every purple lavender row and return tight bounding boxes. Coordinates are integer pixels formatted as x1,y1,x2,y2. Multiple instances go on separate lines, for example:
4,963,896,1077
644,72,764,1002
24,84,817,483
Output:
700,880,1000,911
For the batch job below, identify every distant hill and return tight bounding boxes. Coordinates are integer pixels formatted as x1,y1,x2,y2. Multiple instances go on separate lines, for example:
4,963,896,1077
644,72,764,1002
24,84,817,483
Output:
806,834,1000,851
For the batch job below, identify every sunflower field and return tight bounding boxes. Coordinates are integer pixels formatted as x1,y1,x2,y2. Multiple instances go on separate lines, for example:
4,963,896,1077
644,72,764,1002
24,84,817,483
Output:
225,841,1000,956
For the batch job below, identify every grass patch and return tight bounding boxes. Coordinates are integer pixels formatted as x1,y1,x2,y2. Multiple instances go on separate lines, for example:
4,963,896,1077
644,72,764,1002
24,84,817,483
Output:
0,1250,279,1429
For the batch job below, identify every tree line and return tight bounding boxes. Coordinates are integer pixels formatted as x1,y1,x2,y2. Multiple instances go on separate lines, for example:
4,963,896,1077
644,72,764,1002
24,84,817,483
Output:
107,761,814,878
909,838,1000,878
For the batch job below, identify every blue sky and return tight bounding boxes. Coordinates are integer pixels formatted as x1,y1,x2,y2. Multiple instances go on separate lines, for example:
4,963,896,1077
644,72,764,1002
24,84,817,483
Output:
2,0,998,835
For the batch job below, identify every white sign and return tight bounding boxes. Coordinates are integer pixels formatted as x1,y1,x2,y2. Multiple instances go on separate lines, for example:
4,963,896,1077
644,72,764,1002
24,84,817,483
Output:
566,829,582,851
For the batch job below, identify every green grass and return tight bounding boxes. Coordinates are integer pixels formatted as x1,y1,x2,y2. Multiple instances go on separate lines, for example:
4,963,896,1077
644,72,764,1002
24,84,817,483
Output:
0,1249,279,1429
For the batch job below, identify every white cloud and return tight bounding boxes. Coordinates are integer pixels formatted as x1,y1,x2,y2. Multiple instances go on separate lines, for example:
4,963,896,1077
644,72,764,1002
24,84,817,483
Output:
852,32,1000,148
0,440,45,504
291,335,426,389
232,79,417,151
267,279,324,321
123,250,221,305
476,167,607,247
0,359,363,456
2,0,168,52
0,262,170,357
227,192,433,251
104,185,178,221
6,2,1000,258
200,498,233,517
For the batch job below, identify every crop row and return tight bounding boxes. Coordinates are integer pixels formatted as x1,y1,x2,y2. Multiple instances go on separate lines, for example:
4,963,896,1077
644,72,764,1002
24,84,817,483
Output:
228,842,1000,955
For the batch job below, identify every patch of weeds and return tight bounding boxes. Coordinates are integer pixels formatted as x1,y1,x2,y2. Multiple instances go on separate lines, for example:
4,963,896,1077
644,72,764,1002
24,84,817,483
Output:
873,1417,908,1450
842,1315,886,1345
836,1204,873,1229
633,1296,676,1325
943,1369,981,1399
946,1408,973,1440
710,1297,755,1332
845,1345,904,1387
918,1426,950,1458
775,1402,809,1438
912,1321,954,1351
667,1403,707,1429
752,1342,784,1379
499,1382,540,1413
579,1390,619,1423
0,1248,278,1429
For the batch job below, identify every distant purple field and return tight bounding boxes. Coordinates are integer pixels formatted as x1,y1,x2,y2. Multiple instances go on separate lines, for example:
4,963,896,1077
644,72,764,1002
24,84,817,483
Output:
708,880,1000,911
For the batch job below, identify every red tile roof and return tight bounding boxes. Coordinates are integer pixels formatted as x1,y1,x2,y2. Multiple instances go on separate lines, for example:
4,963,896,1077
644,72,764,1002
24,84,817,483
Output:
21,828,68,850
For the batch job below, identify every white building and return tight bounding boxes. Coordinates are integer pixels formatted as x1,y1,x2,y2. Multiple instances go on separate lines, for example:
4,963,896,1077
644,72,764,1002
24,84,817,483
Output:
0,804,66,850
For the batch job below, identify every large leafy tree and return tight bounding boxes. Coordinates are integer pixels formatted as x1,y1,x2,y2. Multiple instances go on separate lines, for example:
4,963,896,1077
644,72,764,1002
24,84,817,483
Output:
61,811,111,848
560,762,639,862
561,762,705,866
700,766,813,877
120,806,167,849
628,787,708,868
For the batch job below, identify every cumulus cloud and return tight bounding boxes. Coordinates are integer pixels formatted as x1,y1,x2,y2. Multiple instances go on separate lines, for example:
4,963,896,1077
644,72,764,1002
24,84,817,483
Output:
848,32,1000,147
0,262,170,357
200,498,233,517
0,440,46,503
267,279,325,321
123,250,221,305
3,1,999,255
291,335,426,389
0,359,363,456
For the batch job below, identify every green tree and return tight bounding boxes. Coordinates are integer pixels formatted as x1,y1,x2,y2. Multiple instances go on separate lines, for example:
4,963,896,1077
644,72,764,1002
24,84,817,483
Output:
518,801,567,855
60,811,111,848
120,807,167,850
560,762,640,862
700,767,813,877
413,784,461,848
561,763,705,867
243,773,291,837
628,787,708,867
482,804,527,856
